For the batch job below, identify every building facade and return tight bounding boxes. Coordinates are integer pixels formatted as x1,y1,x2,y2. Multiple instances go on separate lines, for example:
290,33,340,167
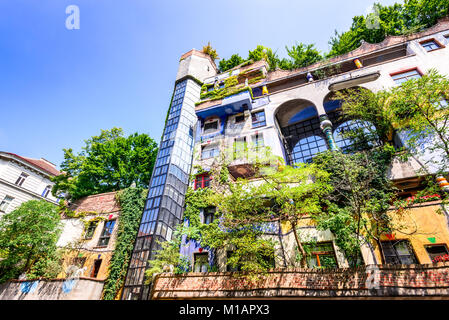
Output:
56,191,121,287
0,151,60,215
124,18,449,299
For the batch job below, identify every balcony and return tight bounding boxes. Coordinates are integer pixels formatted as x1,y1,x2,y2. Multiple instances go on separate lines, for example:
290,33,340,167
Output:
195,89,253,121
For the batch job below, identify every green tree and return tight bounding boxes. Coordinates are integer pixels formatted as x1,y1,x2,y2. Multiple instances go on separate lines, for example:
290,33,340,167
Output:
0,200,62,282
313,147,397,266
202,42,219,61
52,127,158,200
387,69,449,172
218,54,245,72
102,187,147,300
337,70,449,173
248,45,279,71
285,43,323,69
328,1,449,58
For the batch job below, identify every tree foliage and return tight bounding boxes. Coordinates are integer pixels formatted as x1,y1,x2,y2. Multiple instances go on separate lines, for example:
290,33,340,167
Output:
202,42,219,61
313,147,396,266
52,127,158,200
284,43,323,70
218,1,448,72
337,70,449,173
0,200,62,283
218,54,245,72
328,0,449,57
102,187,147,300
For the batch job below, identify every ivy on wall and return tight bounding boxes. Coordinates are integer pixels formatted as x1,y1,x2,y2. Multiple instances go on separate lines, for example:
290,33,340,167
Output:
102,187,147,300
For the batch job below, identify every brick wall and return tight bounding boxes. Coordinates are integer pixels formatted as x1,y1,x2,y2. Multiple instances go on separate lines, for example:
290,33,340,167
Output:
150,262,449,299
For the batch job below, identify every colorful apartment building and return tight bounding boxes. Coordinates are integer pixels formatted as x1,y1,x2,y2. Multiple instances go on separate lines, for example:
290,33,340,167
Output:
123,18,449,299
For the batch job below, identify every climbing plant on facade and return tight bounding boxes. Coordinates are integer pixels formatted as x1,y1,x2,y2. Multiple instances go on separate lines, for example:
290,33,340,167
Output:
102,187,147,300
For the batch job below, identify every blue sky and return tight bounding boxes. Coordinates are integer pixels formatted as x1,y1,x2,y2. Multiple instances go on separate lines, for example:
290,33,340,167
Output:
0,0,400,168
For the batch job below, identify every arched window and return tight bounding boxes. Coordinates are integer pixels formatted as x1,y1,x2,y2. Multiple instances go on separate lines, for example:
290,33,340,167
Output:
333,120,377,152
292,135,328,164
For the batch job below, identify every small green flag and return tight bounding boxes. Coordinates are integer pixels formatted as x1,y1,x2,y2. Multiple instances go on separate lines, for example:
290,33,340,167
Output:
428,237,436,244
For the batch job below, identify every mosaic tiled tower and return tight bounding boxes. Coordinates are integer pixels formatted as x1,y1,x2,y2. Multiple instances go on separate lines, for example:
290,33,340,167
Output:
121,50,217,300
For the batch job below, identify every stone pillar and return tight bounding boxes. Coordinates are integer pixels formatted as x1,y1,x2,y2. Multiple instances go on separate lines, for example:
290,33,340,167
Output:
319,115,338,151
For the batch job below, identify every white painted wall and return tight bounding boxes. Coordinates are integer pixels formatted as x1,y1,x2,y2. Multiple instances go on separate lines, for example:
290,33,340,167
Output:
0,156,58,216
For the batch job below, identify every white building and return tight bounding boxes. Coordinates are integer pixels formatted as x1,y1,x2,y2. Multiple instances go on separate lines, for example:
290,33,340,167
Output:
0,151,60,215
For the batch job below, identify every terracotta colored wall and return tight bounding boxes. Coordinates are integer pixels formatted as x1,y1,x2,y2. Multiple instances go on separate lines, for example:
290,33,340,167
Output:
151,262,449,299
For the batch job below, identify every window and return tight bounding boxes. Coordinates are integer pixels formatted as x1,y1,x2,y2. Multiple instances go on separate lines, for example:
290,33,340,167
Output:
201,144,219,159
391,69,421,85
203,207,215,225
15,172,29,186
41,185,51,198
193,252,209,272
233,137,247,159
203,119,219,135
251,110,266,128
420,39,442,52
84,221,98,239
251,133,264,150
91,259,102,278
0,196,13,213
381,240,418,265
194,173,211,190
97,220,116,246
305,242,338,269
425,244,449,263
235,114,245,124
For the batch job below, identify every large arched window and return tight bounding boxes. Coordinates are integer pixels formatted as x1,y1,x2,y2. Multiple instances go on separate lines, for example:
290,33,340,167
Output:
332,119,377,152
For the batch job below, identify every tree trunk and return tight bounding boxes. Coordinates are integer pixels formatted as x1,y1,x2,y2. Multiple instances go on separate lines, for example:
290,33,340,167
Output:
291,220,307,268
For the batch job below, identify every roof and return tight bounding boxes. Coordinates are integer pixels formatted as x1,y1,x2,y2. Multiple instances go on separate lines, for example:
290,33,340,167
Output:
68,191,121,214
0,151,61,176
266,16,449,83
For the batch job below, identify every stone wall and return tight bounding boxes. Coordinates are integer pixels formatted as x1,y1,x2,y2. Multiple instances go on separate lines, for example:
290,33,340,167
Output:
150,262,449,299
0,278,104,300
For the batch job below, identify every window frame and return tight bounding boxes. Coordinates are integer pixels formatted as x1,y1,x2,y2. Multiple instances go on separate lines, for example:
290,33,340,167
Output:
251,110,267,128
201,143,219,160
0,195,14,213
97,219,116,247
91,259,102,278
419,38,445,52
41,185,52,198
425,243,449,263
194,173,211,190
203,207,215,225
305,242,339,269
390,68,422,85
84,220,99,240
15,172,29,187
203,118,220,135
380,239,418,265
193,252,209,273
235,114,245,124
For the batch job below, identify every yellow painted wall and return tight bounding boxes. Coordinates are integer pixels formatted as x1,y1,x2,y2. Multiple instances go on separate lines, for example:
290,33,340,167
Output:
373,203,449,264
58,250,113,281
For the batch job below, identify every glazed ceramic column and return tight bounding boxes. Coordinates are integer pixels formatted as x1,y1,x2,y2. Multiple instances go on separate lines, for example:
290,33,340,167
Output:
319,115,338,151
